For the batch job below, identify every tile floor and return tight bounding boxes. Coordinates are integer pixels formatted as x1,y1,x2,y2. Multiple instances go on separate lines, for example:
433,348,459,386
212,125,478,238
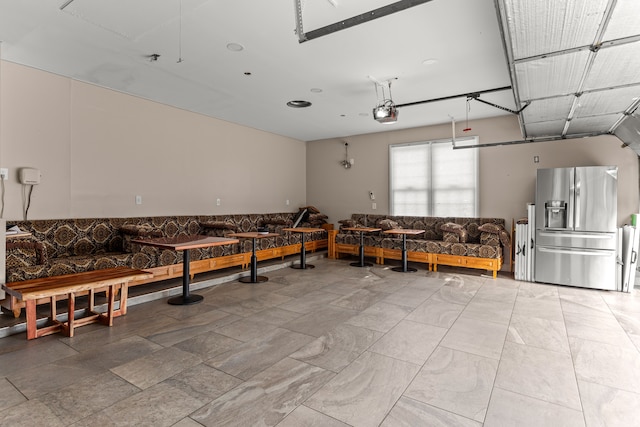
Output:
1,257,640,426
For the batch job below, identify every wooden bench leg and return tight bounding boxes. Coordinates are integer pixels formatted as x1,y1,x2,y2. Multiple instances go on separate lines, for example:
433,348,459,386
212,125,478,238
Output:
25,301,38,340
118,283,129,316
11,296,22,319
89,288,96,313
26,296,65,340
106,284,115,327
50,295,57,322
67,292,76,337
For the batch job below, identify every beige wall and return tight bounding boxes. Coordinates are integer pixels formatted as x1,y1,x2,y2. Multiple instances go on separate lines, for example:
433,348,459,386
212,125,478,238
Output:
1,219,5,300
307,115,640,229
2,60,638,234
0,61,306,220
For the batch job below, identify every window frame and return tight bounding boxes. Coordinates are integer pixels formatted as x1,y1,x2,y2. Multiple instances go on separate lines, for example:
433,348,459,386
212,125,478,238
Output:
389,137,479,217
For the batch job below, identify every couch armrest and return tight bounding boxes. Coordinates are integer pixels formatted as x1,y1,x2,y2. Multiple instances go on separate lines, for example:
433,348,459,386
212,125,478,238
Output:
6,240,48,268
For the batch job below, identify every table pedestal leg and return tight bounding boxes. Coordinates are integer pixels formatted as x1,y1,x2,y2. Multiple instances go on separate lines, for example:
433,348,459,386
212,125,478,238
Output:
291,232,314,269
239,238,269,283
392,234,417,272
169,249,204,305
350,231,373,267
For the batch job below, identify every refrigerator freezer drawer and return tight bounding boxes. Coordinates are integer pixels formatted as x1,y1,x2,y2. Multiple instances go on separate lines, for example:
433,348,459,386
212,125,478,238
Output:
536,230,617,250
535,246,617,290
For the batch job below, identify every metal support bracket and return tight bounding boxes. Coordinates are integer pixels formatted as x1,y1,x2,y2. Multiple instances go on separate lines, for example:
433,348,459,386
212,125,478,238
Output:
468,94,530,115
294,0,433,43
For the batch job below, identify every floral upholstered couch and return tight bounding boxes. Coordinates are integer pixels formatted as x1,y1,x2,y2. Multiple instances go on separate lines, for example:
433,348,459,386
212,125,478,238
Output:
3,212,328,316
328,214,509,278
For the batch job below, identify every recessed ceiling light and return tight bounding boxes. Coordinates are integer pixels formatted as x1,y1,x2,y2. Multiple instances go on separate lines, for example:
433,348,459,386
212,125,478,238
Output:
310,88,323,93
422,58,438,65
226,43,244,52
287,100,312,108
244,72,252,76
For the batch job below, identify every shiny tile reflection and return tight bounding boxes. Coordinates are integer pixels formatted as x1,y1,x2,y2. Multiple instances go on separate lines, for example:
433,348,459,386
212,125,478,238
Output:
1,258,640,427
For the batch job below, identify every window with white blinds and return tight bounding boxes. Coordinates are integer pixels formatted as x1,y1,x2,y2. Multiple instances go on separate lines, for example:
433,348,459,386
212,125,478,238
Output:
389,138,479,217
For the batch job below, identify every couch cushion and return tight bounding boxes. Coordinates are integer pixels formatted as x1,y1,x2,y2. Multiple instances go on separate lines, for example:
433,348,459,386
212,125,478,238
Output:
377,218,401,231
440,222,469,243
120,225,163,253
7,252,136,283
442,231,460,243
307,213,328,227
339,219,365,230
120,224,163,237
200,221,238,230
200,221,239,237
478,223,510,246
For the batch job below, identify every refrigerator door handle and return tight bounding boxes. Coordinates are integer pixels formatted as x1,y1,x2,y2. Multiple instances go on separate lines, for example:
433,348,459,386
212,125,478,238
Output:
570,169,577,229
537,246,614,256
537,230,615,240
575,187,580,230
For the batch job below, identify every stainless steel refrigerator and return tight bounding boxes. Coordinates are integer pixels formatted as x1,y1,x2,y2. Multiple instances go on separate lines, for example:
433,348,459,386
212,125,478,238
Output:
534,166,618,290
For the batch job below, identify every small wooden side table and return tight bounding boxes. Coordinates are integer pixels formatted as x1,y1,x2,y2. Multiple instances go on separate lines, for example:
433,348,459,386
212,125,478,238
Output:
228,232,279,283
282,227,323,269
342,227,381,267
133,235,238,304
383,229,425,272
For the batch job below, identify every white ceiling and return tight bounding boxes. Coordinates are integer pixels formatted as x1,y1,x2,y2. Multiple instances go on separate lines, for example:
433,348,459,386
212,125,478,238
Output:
0,0,515,142
2,0,637,145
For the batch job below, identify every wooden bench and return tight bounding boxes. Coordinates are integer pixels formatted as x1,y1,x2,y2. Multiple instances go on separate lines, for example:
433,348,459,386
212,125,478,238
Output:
1,267,152,340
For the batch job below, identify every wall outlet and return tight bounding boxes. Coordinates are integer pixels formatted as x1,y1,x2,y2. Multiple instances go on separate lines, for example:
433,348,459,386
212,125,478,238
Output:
534,155,540,163
0,168,7,180
286,199,290,206
372,202,377,210
135,195,142,205
216,198,221,206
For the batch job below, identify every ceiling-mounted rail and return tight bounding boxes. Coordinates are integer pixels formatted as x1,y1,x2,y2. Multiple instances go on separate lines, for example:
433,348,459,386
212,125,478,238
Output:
295,0,434,43
452,131,611,150
395,86,524,116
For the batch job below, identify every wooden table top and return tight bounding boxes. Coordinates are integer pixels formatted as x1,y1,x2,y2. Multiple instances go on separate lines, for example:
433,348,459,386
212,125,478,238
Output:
342,227,382,233
228,232,279,239
282,227,323,233
2,267,152,300
132,235,239,251
382,229,425,235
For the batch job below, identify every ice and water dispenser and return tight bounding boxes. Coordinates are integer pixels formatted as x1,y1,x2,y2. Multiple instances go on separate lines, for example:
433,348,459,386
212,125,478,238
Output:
545,200,567,229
